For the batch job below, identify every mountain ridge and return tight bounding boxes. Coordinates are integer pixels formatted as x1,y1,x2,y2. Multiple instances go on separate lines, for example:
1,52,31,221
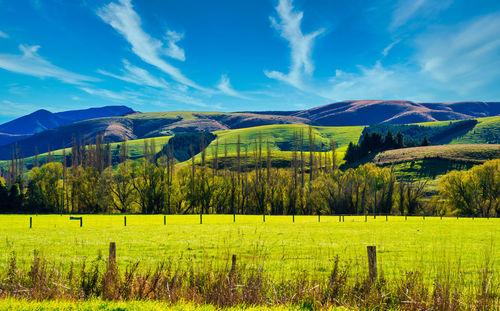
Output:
0,105,136,145
0,100,498,160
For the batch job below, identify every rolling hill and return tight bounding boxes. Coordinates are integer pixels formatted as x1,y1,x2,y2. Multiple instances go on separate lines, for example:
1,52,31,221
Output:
0,100,498,161
373,144,500,165
291,100,500,126
373,144,500,182
0,111,310,160
0,105,135,146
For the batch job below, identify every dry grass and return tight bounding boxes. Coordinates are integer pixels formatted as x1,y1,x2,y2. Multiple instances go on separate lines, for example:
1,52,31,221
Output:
0,251,498,310
373,144,500,166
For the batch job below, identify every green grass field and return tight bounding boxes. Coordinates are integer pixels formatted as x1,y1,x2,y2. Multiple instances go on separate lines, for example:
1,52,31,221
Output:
1,215,498,284
0,299,306,311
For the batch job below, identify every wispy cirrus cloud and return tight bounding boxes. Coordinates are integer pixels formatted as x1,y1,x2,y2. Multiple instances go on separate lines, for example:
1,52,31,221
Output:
391,0,427,29
80,84,213,109
323,12,500,102
322,62,422,101
97,0,204,90
0,45,97,84
415,12,500,92
382,39,400,57
217,74,250,99
0,30,8,39
80,86,136,101
98,59,169,88
390,0,452,30
164,30,185,61
1,100,33,115
264,0,324,89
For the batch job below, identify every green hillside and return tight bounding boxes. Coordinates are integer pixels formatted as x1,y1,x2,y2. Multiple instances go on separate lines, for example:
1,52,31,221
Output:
2,116,498,173
363,115,500,146
206,124,363,154
373,144,500,184
449,116,500,144
0,136,172,170
373,144,500,165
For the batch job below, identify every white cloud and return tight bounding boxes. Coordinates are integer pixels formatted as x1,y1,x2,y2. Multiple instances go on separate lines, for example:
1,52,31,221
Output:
164,30,185,61
322,61,419,101
167,92,211,108
415,12,500,93
0,30,8,39
80,82,213,108
391,0,426,29
80,87,135,101
216,74,250,99
97,0,204,90
0,45,97,84
390,0,452,30
382,39,400,57
264,0,324,89
98,59,169,88
0,100,46,117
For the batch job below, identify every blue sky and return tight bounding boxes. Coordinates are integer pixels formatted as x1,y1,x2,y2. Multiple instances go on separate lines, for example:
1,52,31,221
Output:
0,0,499,123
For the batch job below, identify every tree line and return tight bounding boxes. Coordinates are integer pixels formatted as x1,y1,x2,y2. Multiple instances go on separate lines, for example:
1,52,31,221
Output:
0,130,498,217
344,131,429,164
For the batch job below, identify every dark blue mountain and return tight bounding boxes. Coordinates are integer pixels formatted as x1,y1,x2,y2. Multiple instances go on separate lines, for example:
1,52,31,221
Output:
0,105,135,145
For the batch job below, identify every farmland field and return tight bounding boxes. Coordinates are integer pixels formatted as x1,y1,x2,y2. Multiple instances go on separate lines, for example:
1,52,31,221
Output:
1,215,498,284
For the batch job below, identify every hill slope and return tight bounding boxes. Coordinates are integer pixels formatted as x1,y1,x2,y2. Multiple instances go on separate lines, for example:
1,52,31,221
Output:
293,100,499,126
373,144,500,165
1,100,498,160
0,112,310,160
0,105,135,146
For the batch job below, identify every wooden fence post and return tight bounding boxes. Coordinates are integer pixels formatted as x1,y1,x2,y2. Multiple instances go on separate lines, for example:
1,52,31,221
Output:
318,214,320,222
263,214,266,223
342,215,345,222
164,215,166,225
233,213,235,223
386,215,388,222
231,254,237,273
339,215,341,222
80,217,82,227
200,214,203,224
109,242,116,265
367,246,377,281
293,214,295,223
365,214,367,222
30,217,32,229
124,216,126,227
405,214,407,221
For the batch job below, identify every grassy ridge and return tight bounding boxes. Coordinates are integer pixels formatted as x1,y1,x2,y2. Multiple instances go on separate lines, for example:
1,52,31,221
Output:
373,144,500,165
450,116,500,144
1,215,498,283
201,124,363,165
1,116,498,171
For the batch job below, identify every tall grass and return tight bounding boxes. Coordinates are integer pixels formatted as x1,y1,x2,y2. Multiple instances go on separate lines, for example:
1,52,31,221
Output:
0,251,498,310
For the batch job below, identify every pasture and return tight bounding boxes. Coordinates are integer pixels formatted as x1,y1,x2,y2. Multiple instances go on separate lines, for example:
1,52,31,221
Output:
1,215,498,283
